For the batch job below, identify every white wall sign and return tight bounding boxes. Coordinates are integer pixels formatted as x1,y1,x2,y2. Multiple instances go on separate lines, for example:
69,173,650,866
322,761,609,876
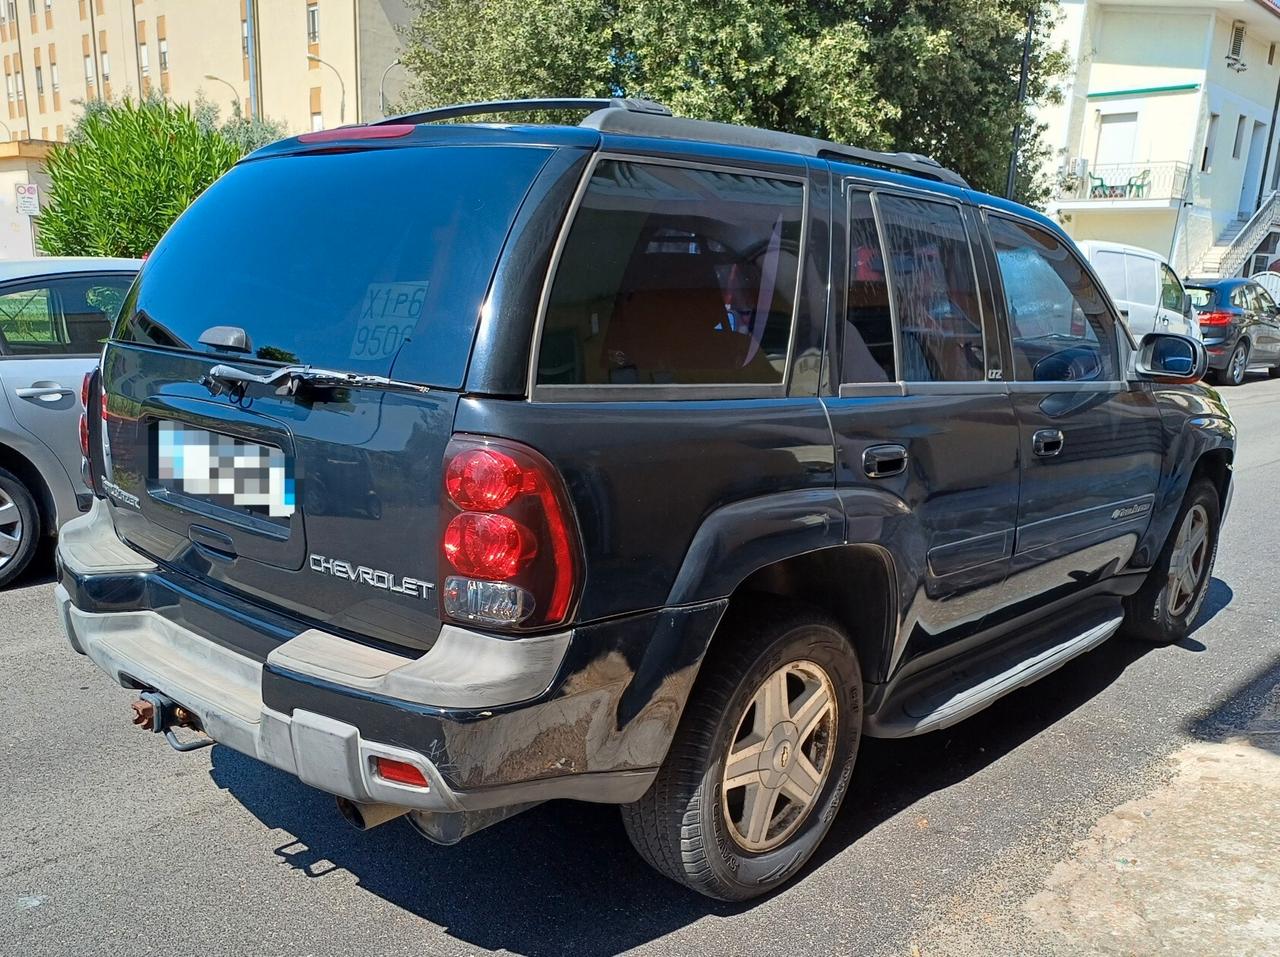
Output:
15,182,39,216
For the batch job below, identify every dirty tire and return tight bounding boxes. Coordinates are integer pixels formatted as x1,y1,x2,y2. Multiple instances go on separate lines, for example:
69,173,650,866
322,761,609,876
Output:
621,600,861,901
0,467,39,589
1123,478,1220,645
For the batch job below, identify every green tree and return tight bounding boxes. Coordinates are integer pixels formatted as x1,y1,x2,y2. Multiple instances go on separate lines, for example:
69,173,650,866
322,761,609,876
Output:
398,0,1065,204
193,93,290,155
38,98,244,257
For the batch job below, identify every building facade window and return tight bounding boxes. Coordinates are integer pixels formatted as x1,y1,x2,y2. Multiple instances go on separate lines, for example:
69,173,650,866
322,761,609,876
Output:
34,64,42,95
1202,113,1220,173
1233,115,1247,159
5,75,13,102
27,0,34,15
15,71,24,101
83,53,92,85
50,60,57,91
306,3,319,43
158,37,168,71
241,19,248,56
100,51,109,82
138,42,148,76
310,110,323,131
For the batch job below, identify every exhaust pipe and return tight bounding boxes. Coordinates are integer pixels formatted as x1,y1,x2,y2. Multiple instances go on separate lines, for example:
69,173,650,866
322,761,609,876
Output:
335,797,411,831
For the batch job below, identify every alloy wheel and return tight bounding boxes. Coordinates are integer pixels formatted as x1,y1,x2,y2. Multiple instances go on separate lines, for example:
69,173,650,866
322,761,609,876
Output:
1230,344,1248,384
721,660,837,852
0,485,24,572
1167,503,1210,618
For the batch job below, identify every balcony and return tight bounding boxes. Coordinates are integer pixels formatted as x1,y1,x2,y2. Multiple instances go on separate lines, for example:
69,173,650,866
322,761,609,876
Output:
1056,161,1192,209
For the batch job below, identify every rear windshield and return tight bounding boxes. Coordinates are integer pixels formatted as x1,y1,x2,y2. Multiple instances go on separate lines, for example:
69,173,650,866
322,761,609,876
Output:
1186,286,1217,309
115,144,551,386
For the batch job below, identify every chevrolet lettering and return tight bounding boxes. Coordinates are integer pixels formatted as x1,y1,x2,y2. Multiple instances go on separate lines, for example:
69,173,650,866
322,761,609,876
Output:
309,554,433,599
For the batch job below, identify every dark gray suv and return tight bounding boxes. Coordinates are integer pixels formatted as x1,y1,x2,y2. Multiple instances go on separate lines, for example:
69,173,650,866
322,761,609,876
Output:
56,99,1234,901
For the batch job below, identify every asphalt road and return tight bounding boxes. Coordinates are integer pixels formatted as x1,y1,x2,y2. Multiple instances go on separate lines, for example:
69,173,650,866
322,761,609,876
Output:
3,375,1279,957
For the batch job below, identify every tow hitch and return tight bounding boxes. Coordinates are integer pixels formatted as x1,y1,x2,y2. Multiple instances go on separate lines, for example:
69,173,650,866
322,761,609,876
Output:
130,691,215,752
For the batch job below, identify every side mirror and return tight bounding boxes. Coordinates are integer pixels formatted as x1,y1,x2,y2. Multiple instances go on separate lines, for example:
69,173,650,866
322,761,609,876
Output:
1182,292,1193,319
1134,332,1207,383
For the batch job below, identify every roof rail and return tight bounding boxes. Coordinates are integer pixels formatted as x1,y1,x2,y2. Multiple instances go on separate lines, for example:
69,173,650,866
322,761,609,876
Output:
377,97,672,126
378,97,967,188
580,110,968,187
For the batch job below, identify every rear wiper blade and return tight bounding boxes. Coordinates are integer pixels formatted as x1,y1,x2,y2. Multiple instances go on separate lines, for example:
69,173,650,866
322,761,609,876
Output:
202,363,429,398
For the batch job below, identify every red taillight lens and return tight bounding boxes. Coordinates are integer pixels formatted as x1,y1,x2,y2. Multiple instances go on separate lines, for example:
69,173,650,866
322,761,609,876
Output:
1198,310,1233,326
297,124,414,144
78,413,89,457
80,372,92,408
440,436,581,630
443,512,534,579
372,756,429,788
445,447,525,512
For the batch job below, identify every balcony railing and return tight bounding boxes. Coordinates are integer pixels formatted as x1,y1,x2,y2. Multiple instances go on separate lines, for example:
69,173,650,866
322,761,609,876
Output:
1059,161,1192,203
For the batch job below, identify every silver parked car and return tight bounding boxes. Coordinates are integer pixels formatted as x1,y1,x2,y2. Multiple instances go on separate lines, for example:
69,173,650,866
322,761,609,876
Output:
0,257,140,585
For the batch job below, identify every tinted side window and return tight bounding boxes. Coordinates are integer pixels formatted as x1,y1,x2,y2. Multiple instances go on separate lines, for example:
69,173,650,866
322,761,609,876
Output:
0,273,133,356
538,160,804,387
877,195,984,382
1230,286,1249,309
988,216,1118,383
1159,263,1185,312
844,191,893,382
1256,286,1277,314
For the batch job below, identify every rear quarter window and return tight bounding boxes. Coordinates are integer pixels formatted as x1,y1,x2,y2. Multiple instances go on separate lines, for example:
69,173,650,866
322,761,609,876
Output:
536,159,805,389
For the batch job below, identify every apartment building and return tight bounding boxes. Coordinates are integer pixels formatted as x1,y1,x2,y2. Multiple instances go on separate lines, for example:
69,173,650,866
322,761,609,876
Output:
1038,0,1280,277
0,0,410,143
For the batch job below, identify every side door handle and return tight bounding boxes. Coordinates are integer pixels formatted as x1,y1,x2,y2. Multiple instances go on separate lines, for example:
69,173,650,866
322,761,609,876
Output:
1032,429,1064,457
15,382,74,400
862,444,908,479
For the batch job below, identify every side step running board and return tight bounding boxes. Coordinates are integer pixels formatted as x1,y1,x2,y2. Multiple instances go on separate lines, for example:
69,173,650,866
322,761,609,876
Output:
866,613,1125,738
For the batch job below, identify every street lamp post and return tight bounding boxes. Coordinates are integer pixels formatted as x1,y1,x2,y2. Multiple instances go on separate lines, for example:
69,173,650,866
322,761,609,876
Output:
379,59,403,117
307,54,345,126
203,74,240,116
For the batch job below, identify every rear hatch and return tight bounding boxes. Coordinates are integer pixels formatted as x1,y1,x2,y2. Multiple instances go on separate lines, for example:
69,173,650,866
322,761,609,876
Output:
98,133,557,653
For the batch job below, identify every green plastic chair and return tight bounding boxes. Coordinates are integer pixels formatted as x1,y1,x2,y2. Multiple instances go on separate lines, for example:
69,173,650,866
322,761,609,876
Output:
1126,169,1151,198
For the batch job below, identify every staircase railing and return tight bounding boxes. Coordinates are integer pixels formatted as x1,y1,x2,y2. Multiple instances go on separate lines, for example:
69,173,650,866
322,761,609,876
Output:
1211,190,1280,277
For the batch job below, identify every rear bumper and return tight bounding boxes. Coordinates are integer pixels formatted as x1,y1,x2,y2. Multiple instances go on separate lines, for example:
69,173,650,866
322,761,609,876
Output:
57,500,726,813
1201,332,1238,369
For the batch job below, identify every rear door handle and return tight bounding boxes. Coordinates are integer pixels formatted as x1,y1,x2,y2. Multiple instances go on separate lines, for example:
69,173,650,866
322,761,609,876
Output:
862,444,908,479
1033,429,1064,457
15,383,74,400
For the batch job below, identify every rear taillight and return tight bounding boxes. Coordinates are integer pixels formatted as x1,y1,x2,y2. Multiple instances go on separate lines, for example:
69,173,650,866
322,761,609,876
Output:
439,436,581,630
1198,310,1233,326
297,124,414,144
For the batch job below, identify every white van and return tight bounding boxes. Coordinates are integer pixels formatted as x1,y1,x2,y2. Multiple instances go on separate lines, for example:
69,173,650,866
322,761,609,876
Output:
1076,240,1200,342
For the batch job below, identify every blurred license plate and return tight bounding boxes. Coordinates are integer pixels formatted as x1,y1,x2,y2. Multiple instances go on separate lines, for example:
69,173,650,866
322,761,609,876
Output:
155,421,295,520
